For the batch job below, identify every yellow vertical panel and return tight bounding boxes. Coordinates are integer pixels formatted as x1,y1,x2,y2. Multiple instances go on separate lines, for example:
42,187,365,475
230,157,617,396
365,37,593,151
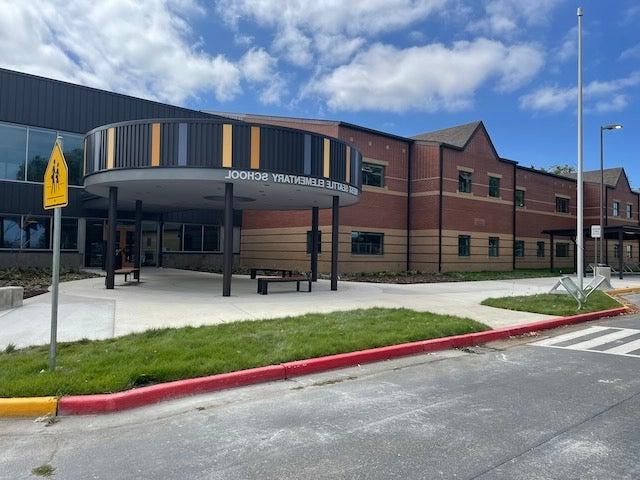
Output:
250,126,260,169
222,124,233,168
323,138,330,178
107,128,115,169
345,146,351,183
151,123,160,167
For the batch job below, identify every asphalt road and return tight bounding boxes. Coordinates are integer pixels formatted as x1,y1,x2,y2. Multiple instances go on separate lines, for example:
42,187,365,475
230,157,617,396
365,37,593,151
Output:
2,314,640,479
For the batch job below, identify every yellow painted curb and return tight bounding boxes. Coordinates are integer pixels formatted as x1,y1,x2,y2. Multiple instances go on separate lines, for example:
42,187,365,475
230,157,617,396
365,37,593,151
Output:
0,397,57,417
609,286,640,296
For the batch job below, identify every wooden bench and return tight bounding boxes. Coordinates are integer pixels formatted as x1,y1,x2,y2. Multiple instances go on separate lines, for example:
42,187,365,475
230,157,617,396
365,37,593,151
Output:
115,267,140,283
257,275,311,295
250,268,294,279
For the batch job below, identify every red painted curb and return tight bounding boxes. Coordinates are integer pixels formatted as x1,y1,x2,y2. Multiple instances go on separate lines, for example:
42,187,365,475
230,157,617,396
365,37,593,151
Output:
57,365,286,415
57,306,628,415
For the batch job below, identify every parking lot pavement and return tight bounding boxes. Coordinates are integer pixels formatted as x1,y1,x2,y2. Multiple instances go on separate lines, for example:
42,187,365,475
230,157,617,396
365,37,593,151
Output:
3,314,640,479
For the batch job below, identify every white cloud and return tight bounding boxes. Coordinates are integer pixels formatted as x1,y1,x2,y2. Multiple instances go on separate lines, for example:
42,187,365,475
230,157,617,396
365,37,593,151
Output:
216,0,448,67
556,26,577,62
620,43,640,60
239,47,286,105
0,0,242,104
307,39,544,112
469,0,565,37
519,71,640,113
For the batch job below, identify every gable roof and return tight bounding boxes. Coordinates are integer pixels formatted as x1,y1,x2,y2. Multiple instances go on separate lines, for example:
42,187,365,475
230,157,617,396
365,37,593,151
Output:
565,168,623,187
411,121,482,148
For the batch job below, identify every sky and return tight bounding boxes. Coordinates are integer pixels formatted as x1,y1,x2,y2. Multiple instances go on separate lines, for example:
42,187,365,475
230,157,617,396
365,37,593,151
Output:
0,0,638,184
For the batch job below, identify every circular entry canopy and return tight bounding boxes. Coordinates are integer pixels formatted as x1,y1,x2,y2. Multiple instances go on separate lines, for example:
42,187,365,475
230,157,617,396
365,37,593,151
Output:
83,118,362,211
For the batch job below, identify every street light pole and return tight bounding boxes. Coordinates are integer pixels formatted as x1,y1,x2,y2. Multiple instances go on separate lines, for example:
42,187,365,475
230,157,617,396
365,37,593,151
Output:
577,7,584,290
599,124,623,266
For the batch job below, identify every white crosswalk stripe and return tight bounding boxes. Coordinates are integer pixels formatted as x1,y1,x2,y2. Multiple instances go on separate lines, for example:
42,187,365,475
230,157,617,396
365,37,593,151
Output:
532,325,640,358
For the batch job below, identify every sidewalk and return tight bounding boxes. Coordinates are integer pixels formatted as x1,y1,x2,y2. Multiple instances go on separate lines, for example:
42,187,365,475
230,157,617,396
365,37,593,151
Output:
1,268,639,349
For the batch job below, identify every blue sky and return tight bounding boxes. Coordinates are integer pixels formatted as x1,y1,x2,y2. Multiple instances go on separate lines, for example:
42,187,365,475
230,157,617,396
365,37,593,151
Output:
1,1,639,183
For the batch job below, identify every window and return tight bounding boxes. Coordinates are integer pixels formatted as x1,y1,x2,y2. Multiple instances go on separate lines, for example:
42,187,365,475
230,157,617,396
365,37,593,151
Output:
61,134,85,186
556,243,570,258
458,235,470,257
22,217,50,249
351,231,384,255
163,223,182,251
627,204,633,219
458,171,472,193
362,163,385,187
613,201,620,217
0,123,28,181
27,128,57,183
488,177,500,198
0,215,21,248
61,218,78,250
488,237,499,257
183,225,203,251
627,244,633,259
536,241,545,258
556,196,569,213
203,226,220,251
306,230,322,254
515,189,525,207
515,240,525,257
614,244,620,259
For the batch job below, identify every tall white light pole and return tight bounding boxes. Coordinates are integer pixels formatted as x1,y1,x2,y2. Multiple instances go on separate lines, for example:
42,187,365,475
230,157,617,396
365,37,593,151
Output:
577,7,584,290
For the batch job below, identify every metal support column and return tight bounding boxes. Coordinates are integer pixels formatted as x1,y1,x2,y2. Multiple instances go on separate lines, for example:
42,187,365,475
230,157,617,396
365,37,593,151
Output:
106,186,118,289
571,237,577,274
311,206,319,281
618,229,624,280
223,182,234,296
134,200,142,280
331,196,339,291
157,214,164,268
550,234,554,272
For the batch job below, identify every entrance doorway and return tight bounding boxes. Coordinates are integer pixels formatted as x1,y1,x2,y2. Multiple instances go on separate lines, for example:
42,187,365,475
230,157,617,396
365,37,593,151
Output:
86,220,158,269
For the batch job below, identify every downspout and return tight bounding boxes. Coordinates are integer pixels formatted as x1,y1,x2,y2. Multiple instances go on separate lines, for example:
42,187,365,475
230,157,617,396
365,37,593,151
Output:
512,164,517,271
438,145,444,273
406,142,412,271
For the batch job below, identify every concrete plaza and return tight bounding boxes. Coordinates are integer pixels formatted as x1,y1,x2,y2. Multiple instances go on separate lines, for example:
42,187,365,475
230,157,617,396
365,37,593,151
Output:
1,268,639,349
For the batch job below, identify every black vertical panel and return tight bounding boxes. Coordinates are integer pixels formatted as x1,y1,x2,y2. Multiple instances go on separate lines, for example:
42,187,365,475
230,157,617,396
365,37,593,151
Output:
188,122,222,167
232,124,250,169
160,122,178,166
260,127,304,174
310,136,323,177
330,141,346,182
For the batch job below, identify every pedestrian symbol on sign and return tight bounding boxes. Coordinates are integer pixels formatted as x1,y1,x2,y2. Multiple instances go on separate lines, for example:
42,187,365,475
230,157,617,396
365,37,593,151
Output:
43,139,69,210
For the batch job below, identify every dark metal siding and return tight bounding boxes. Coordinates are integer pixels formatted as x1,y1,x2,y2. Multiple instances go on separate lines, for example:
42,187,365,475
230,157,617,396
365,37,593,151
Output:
188,122,222,168
232,124,251,170
0,181,84,217
0,68,216,134
330,141,346,182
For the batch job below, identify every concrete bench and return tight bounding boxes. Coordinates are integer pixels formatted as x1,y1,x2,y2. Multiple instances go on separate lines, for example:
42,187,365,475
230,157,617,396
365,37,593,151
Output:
0,286,24,311
257,275,312,295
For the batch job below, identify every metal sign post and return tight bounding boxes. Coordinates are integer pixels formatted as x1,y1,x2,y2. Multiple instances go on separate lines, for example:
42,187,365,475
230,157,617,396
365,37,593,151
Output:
43,136,69,371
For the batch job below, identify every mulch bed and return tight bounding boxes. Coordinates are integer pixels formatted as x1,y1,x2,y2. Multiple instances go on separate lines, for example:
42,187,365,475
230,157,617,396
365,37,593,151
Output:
0,268,100,298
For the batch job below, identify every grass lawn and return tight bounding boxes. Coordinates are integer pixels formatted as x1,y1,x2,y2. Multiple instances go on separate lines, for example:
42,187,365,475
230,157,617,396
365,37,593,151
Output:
0,308,489,397
340,269,567,284
481,291,622,316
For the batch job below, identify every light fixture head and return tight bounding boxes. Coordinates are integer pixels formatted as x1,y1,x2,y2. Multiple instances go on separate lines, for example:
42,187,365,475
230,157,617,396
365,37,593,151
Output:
603,124,623,130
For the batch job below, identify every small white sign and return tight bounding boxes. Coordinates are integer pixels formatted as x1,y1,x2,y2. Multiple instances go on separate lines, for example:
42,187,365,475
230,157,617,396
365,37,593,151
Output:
591,225,601,238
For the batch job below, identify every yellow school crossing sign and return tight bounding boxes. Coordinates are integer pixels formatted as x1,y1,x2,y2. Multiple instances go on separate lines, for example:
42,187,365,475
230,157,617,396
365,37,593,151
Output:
43,139,69,209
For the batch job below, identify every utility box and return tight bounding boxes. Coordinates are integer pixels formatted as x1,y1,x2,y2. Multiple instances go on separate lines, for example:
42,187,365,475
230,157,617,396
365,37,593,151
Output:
0,286,24,311
594,266,612,290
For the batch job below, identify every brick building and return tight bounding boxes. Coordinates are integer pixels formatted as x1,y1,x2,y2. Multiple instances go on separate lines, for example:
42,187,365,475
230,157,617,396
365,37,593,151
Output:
226,114,638,274
1,68,637,277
